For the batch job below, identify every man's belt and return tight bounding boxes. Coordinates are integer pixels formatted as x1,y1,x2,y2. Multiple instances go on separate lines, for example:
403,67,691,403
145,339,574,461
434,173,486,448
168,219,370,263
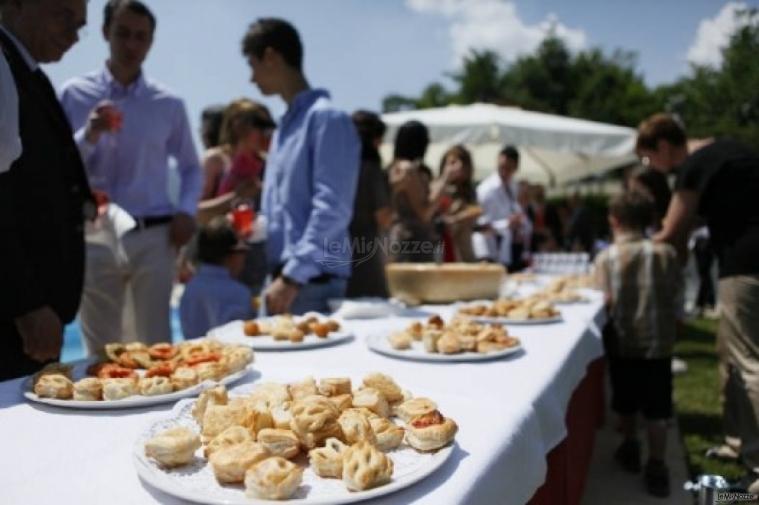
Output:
132,215,173,230
273,264,337,285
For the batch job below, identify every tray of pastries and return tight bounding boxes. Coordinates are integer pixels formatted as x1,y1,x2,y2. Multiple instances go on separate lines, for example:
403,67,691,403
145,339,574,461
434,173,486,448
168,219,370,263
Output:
368,315,522,362
209,313,352,351
24,339,254,409
134,373,457,504
457,297,562,324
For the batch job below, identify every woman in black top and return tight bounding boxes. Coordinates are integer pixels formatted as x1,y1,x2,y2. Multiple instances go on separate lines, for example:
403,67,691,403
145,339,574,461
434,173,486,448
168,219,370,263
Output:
346,111,392,297
636,113,759,492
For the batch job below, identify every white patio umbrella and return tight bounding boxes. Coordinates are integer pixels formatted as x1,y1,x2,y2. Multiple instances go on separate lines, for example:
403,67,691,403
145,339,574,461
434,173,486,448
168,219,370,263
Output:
380,103,637,187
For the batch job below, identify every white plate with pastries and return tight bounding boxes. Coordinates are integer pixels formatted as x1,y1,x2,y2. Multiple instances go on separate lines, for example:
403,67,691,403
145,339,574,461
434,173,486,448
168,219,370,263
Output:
366,315,523,362
366,334,523,362
24,364,255,410
133,374,457,504
468,314,563,325
208,315,353,351
24,340,256,410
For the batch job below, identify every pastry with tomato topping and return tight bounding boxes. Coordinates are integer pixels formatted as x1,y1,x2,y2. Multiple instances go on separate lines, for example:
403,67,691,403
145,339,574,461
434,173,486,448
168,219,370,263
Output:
405,409,458,452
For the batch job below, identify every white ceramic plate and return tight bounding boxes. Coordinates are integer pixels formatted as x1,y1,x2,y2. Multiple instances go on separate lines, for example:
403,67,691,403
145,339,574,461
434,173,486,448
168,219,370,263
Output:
208,320,353,351
366,334,523,363
467,315,563,325
133,398,454,504
23,364,254,410
551,298,590,305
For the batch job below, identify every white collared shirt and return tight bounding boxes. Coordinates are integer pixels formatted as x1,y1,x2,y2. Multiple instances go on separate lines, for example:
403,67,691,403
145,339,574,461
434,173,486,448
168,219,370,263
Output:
472,172,532,263
59,64,202,217
0,46,21,174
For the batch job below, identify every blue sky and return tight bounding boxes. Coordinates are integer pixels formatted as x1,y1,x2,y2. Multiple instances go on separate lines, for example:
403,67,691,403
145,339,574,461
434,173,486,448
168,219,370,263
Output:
44,0,759,145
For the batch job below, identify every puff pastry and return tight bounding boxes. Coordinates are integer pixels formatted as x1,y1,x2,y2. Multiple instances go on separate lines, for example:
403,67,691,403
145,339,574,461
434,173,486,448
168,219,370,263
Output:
388,331,412,350
407,321,424,340
369,417,404,451
362,373,403,403
351,387,390,418
248,382,290,410
204,425,252,457
405,410,458,452
288,376,318,400
436,334,462,354
101,377,138,401
328,394,353,413
256,428,300,459
318,377,352,397
34,374,74,399
290,395,341,449
170,366,199,391
144,427,201,468
202,403,249,440
393,397,438,422
194,361,228,382
192,385,228,424
271,401,293,429
338,409,377,445
422,330,443,353
73,377,102,401
33,363,73,384
209,441,269,484
234,399,273,435
308,437,348,478
342,441,394,491
245,456,303,500
221,345,254,373
138,376,173,396
343,407,380,421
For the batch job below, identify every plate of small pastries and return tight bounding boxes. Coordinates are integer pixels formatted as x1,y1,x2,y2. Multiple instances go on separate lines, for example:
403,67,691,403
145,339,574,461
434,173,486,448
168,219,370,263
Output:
368,315,522,362
457,297,563,325
533,289,589,305
133,373,457,504
536,277,592,304
24,339,255,409
209,313,352,351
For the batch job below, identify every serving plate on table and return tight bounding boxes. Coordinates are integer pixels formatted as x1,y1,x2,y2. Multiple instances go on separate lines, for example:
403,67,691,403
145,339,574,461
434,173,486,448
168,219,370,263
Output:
134,380,455,504
366,334,523,363
208,319,353,351
24,363,255,410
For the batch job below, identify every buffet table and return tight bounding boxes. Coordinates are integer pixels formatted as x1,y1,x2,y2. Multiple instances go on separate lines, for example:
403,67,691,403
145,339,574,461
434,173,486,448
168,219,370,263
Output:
0,290,606,505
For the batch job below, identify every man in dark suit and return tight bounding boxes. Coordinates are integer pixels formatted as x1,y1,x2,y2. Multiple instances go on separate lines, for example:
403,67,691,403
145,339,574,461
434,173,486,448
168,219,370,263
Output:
0,0,92,380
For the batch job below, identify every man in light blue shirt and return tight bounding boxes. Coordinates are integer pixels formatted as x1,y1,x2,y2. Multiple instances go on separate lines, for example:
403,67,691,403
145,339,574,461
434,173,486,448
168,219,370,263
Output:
59,0,201,353
241,18,360,314
179,217,253,339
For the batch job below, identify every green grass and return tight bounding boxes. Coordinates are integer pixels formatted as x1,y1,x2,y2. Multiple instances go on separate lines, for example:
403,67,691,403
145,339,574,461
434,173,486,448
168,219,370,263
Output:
673,317,745,481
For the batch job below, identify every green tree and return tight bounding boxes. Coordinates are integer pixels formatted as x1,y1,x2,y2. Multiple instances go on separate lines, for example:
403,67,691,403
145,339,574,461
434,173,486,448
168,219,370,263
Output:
450,49,504,104
568,49,661,126
381,94,417,113
655,8,759,146
416,82,455,109
501,35,574,114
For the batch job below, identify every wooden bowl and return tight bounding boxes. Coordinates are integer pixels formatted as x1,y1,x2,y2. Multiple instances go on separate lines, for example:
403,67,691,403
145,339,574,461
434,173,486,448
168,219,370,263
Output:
385,263,506,304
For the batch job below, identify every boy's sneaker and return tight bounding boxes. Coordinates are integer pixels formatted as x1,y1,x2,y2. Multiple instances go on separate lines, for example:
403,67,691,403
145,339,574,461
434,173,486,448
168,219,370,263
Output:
614,438,641,473
705,443,741,461
644,459,670,498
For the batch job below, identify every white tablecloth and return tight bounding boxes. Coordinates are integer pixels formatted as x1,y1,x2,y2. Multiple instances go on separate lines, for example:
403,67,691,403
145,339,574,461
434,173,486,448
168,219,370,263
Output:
0,290,606,505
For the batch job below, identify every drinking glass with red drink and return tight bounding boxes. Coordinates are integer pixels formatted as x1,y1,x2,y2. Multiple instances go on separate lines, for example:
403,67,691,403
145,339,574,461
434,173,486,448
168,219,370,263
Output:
230,200,255,238
102,104,123,132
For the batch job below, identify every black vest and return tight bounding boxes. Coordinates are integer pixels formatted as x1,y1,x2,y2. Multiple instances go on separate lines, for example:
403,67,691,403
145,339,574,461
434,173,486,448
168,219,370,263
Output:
0,30,93,323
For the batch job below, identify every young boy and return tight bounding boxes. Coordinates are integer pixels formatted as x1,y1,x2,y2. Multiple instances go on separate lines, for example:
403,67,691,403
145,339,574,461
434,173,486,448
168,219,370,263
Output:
179,217,254,339
593,191,681,497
